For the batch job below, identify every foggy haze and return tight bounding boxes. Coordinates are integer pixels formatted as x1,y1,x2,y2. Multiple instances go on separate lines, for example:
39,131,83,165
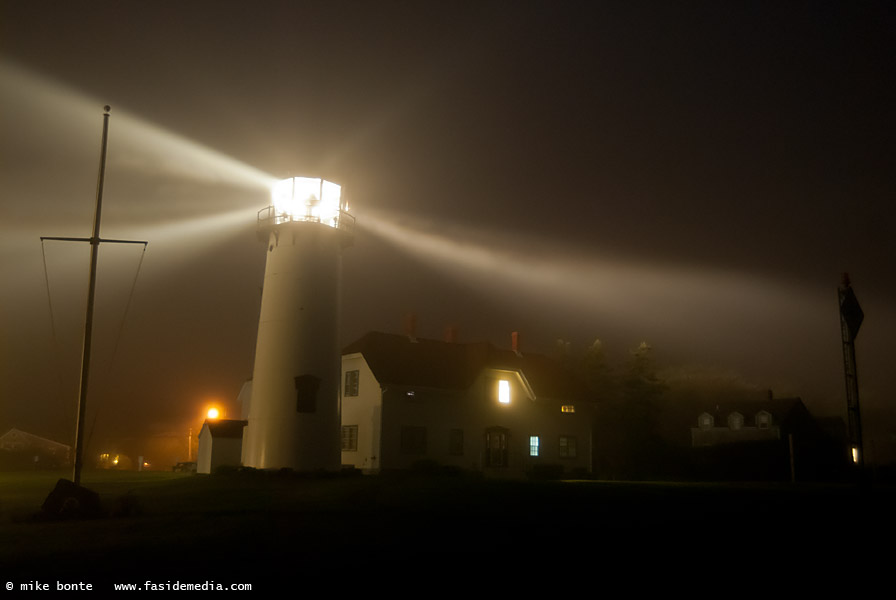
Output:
1,1,893,465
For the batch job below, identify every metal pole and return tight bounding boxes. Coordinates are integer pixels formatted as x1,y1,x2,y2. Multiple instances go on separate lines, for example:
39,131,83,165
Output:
838,273,865,481
71,105,111,486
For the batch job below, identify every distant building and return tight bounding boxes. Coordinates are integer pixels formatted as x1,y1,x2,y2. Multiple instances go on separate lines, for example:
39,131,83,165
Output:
690,397,812,447
340,331,593,477
197,419,248,474
0,428,71,469
689,397,850,481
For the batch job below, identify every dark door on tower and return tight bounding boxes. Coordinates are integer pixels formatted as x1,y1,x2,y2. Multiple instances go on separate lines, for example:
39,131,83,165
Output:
485,427,508,468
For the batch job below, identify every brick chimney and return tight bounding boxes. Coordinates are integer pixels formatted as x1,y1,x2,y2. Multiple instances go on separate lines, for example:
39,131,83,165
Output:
511,331,522,356
444,325,458,344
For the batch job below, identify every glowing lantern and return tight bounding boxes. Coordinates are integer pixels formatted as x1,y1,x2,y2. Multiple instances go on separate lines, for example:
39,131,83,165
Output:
270,177,345,228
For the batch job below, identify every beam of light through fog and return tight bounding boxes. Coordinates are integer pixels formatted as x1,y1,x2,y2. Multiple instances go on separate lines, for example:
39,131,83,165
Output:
358,208,834,353
1,59,277,438
0,59,277,306
112,208,258,260
0,59,277,192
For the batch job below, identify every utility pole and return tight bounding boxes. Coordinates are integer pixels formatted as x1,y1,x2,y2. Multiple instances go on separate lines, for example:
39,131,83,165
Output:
41,106,147,486
838,273,865,481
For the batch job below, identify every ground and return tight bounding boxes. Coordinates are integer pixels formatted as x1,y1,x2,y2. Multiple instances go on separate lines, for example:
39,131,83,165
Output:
1,469,893,590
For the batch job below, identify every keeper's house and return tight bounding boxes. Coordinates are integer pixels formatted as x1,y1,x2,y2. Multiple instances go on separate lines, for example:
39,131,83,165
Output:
340,331,593,477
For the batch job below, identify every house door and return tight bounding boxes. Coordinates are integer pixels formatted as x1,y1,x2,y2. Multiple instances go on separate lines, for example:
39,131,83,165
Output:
485,428,508,468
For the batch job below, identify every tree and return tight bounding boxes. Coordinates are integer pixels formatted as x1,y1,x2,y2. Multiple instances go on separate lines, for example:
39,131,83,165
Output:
616,342,668,478
577,338,616,398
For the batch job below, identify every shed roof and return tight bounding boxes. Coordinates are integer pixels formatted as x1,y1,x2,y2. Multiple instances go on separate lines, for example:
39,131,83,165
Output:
202,419,248,439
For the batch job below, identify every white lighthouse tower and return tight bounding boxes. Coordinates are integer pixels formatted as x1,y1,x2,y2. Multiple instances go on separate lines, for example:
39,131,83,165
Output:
242,177,353,471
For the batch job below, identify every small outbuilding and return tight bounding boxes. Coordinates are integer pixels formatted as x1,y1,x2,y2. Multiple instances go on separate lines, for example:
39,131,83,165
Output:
197,419,247,474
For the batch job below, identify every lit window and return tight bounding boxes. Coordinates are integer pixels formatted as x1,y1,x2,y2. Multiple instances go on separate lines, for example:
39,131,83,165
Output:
529,436,540,457
341,425,358,451
344,370,359,397
851,446,859,464
561,405,575,413
498,380,510,404
559,436,577,458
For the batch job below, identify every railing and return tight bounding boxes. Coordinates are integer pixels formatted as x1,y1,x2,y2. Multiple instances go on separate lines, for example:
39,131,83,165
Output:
257,206,355,235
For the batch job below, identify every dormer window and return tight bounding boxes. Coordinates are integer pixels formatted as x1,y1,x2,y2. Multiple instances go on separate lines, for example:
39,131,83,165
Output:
728,412,744,430
756,411,771,429
698,413,714,430
498,380,510,404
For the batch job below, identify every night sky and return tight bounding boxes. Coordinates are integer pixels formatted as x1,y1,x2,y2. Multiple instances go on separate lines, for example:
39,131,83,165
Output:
1,1,893,465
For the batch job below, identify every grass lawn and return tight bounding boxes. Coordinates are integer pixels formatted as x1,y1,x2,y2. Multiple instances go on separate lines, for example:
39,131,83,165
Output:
1,469,893,589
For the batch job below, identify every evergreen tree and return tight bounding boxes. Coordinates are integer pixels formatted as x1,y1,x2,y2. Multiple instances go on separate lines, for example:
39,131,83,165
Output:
618,342,667,477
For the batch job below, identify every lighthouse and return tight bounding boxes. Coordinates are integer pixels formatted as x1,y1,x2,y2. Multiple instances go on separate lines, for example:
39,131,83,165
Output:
242,177,353,471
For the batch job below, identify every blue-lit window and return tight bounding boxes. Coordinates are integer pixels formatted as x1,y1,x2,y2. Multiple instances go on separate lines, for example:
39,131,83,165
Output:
529,436,540,457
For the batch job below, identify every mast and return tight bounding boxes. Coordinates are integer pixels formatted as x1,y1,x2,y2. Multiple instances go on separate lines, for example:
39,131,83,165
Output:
41,106,147,486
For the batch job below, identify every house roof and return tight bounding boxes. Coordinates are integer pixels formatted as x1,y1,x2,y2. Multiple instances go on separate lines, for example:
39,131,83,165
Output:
0,428,71,451
202,419,248,439
342,331,586,401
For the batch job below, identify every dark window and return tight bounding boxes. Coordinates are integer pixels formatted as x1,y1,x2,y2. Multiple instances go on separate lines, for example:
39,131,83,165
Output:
294,374,320,413
344,370,359,397
342,425,358,451
449,429,464,456
400,426,427,455
559,436,577,458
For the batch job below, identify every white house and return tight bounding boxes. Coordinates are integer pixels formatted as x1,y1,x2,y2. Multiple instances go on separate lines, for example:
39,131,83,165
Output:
340,331,593,477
